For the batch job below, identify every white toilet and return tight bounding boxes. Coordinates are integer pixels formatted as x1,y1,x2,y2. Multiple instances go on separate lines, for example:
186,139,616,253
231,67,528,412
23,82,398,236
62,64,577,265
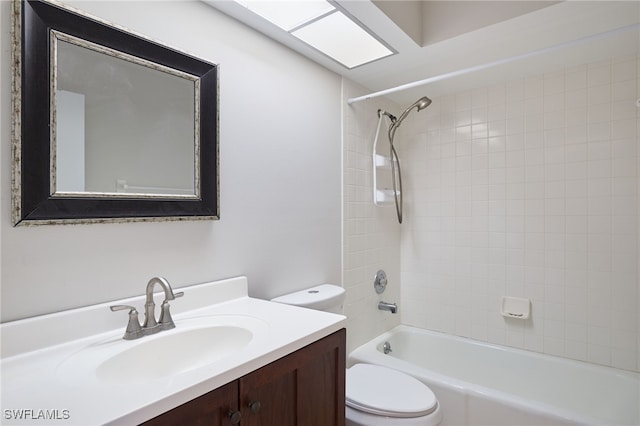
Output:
271,284,443,426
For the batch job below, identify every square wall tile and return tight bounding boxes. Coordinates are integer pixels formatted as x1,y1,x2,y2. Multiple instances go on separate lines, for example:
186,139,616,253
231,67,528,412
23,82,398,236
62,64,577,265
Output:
392,56,638,372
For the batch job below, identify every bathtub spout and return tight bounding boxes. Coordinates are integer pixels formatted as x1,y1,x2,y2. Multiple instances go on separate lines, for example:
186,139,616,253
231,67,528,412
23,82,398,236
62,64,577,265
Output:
378,301,397,314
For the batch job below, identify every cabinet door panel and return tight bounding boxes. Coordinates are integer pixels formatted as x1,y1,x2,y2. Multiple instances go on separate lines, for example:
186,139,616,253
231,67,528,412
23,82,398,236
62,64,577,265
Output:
141,381,238,426
297,329,345,426
240,369,297,426
297,349,341,425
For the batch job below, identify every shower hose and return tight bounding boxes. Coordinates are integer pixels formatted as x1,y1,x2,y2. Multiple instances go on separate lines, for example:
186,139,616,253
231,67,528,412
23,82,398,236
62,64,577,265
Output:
375,110,403,224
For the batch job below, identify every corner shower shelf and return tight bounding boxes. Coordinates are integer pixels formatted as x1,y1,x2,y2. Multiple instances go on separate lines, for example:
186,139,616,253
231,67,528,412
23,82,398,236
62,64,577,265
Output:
374,154,392,169
373,154,398,206
375,189,398,205
372,113,399,207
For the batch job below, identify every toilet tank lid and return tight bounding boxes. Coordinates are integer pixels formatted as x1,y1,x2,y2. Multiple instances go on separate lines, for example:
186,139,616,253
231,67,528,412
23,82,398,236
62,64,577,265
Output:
270,284,345,309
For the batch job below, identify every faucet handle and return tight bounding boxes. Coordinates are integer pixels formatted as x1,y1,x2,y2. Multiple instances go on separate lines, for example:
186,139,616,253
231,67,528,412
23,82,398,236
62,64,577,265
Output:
158,302,175,330
158,292,183,330
110,304,136,311
110,305,144,340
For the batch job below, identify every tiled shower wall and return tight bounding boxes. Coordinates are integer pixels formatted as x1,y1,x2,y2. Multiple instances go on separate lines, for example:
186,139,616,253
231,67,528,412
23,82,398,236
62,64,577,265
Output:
399,56,639,372
343,80,402,353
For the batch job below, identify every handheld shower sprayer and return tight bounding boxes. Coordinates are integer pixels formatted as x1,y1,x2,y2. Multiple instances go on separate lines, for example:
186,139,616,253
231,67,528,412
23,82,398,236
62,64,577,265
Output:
381,96,432,224
389,96,432,138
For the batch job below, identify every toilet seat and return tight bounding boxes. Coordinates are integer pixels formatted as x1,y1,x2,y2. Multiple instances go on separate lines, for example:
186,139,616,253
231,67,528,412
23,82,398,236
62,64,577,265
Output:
346,364,438,418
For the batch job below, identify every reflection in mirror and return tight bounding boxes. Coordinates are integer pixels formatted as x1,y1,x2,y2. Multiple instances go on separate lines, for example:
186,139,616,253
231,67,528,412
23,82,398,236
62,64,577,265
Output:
53,32,198,198
12,0,219,225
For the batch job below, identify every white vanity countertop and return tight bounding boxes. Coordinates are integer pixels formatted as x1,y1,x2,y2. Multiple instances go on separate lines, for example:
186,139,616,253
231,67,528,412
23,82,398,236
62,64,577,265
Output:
0,277,346,425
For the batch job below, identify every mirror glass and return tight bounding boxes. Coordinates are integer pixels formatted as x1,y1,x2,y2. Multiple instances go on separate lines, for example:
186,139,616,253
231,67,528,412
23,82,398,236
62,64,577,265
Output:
54,33,198,197
13,0,219,225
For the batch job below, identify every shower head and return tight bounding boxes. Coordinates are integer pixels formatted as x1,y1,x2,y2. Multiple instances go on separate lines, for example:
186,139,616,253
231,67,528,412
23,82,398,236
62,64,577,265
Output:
414,96,432,111
390,96,432,134
396,96,432,125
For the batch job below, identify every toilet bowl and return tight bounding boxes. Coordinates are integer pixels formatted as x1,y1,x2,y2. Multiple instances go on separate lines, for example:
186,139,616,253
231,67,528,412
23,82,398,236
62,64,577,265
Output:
271,285,443,426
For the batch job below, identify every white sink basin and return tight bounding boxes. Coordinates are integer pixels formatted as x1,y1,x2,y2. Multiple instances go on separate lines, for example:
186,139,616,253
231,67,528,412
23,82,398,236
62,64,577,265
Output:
97,325,251,382
57,315,268,385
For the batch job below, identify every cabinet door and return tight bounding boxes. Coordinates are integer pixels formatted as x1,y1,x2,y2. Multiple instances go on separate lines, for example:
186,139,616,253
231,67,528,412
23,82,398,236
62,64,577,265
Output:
239,329,345,426
296,329,345,426
141,380,239,426
239,354,297,426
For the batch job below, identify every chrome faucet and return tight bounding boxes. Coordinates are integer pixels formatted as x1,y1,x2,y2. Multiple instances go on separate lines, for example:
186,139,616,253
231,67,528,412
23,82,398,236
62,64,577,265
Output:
143,277,184,333
378,301,397,314
111,276,183,340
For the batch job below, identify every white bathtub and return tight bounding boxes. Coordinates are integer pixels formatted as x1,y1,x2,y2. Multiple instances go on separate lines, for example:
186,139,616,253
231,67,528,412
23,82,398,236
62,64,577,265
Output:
348,325,639,426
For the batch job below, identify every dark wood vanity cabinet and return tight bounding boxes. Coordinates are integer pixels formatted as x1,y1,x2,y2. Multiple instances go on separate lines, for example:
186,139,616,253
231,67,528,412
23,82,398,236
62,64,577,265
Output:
142,329,346,426
142,381,239,426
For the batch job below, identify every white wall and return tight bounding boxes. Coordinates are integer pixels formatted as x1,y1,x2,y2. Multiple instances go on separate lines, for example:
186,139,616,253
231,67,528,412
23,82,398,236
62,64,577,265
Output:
400,56,639,372
0,1,342,322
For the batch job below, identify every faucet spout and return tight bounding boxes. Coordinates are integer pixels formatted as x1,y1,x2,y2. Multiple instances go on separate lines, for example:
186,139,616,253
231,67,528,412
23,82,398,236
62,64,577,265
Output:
378,301,398,314
146,276,177,300
143,277,181,331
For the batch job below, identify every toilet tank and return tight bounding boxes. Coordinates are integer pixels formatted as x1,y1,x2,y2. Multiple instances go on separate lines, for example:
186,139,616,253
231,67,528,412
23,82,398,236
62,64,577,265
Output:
271,284,345,314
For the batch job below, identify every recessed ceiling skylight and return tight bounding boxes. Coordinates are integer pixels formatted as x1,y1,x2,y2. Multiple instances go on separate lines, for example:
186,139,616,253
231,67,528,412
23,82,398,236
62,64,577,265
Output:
233,0,395,69
292,11,393,69
235,0,335,31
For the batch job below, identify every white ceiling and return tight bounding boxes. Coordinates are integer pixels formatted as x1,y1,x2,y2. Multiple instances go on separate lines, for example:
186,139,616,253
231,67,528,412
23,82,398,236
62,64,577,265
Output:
204,1,640,106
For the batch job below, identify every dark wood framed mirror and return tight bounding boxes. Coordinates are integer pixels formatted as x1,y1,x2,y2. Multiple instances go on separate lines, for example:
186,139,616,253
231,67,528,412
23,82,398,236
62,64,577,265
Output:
12,0,219,225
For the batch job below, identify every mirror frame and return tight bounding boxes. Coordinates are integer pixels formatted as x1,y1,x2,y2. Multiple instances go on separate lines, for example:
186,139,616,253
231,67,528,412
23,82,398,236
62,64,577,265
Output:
12,0,219,225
